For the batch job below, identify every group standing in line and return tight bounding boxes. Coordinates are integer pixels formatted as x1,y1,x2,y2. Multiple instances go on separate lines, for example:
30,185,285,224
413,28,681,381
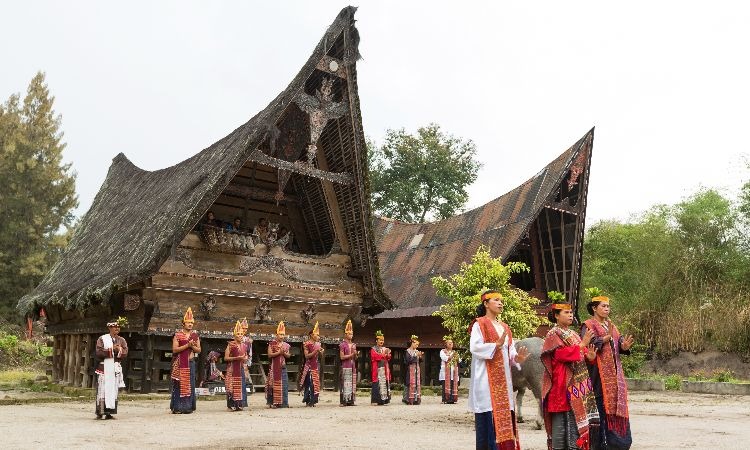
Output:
92,289,633,450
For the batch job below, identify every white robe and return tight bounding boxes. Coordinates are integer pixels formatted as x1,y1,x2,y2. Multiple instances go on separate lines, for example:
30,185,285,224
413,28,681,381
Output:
467,321,520,414
439,349,461,381
100,334,117,409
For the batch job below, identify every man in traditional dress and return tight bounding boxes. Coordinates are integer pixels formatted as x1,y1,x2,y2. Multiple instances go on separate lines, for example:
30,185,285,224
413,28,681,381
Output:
440,337,460,404
370,330,392,405
542,302,598,450
171,307,201,414
468,290,529,450
402,334,423,405
225,320,248,411
95,318,128,419
300,321,324,407
581,292,634,450
339,319,357,406
266,321,291,408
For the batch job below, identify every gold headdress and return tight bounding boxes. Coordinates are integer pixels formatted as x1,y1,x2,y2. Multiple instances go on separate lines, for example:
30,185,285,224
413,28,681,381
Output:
233,320,243,336
375,330,384,339
344,319,353,335
551,303,573,311
480,291,502,302
585,287,610,303
183,307,195,324
276,321,286,335
240,317,249,334
312,321,320,336
410,334,419,342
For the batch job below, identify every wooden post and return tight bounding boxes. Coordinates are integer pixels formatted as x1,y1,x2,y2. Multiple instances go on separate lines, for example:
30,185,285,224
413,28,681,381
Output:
73,334,81,387
67,334,78,385
60,335,68,384
142,334,153,394
52,336,61,383
81,334,93,388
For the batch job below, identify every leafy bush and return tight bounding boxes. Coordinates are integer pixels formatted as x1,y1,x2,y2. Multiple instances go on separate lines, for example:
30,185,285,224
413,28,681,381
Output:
432,247,543,360
664,374,682,391
621,344,647,378
0,331,50,369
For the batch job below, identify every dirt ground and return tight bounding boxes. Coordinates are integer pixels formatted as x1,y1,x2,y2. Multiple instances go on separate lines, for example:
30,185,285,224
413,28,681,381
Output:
0,390,748,449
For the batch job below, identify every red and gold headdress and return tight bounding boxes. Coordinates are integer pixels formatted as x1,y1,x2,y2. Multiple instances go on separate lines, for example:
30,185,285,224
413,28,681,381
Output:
182,307,195,324
276,321,286,335
233,320,243,336
344,319,353,335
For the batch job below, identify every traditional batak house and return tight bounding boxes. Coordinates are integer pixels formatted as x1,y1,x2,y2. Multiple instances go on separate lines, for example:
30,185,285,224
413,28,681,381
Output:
357,129,595,386
17,7,391,393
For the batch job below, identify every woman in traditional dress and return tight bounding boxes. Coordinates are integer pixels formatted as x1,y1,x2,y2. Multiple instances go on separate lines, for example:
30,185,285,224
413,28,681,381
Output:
439,337,460,404
581,291,634,450
240,318,253,392
224,321,248,411
541,301,598,450
266,321,291,408
402,334,423,405
370,330,392,405
171,307,201,414
204,351,224,383
300,321,324,407
468,290,529,450
339,319,357,406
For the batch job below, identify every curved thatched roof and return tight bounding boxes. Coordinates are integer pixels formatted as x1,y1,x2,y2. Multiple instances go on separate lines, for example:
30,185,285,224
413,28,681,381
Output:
373,128,594,317
18,6,389,316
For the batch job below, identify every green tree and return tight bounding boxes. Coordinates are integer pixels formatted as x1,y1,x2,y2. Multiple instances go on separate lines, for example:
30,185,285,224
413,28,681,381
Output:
368,124,481,222
581,188,750,354
432,247,542,358
0,72,78,321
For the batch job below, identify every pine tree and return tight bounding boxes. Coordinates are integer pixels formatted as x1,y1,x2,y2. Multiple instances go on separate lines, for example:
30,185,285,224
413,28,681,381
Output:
0,72,78,321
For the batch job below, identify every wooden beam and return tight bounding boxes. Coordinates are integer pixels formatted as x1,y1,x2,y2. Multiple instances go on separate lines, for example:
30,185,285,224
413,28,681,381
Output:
529,222,545,294
544,209,561,292
560,210,567,296
224,184,299,203
316,144,350,253
81,334,93,388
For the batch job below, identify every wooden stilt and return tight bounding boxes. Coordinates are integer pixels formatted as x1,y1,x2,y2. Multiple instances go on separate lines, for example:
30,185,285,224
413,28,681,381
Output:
51,336,61,383
81,334,93,388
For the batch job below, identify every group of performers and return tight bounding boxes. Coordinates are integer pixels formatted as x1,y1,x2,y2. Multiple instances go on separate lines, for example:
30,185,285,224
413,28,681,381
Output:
469,289,633,450
94,289,633,450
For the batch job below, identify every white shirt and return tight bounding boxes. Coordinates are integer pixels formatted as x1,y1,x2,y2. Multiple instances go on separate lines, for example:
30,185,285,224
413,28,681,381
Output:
467,321,520,414
439,349,461,381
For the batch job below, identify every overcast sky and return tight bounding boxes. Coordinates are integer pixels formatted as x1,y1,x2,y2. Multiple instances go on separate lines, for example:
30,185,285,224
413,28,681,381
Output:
2,1,749,225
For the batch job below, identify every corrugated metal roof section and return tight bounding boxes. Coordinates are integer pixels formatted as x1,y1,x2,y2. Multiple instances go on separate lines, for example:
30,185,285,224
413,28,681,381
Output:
372,128,593,318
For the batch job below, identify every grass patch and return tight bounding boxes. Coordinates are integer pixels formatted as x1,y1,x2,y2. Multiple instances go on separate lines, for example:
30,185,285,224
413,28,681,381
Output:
0,369,44,385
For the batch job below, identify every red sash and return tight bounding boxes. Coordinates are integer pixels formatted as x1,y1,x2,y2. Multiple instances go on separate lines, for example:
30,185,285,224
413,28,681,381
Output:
583,319,630,435
476,316,520,450
225,341,245,401
171,331,194,397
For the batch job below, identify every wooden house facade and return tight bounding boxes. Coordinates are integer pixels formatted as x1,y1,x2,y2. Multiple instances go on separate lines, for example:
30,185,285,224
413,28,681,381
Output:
355,129,595,386
17,7,391,393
